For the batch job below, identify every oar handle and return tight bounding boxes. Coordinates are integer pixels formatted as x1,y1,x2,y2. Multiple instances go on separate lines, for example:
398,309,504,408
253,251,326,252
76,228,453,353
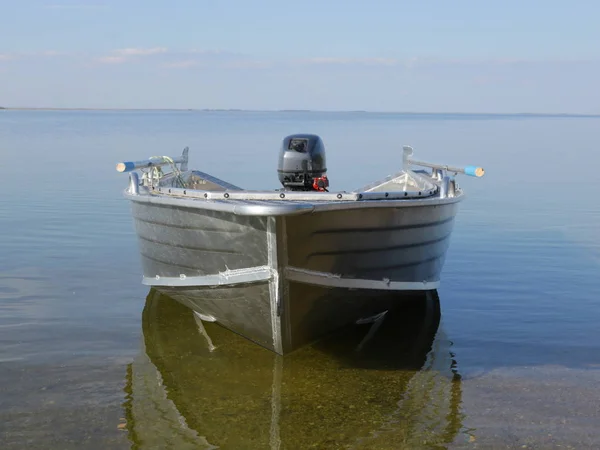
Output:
116,147,189,173
116,157,180,173
402,146,485,177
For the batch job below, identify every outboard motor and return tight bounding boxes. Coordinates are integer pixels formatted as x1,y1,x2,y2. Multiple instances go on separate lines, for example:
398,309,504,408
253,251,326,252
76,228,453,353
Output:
277,134,329,191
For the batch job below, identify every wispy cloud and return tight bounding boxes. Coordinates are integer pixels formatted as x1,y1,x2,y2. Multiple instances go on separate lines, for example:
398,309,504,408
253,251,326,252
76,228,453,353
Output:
301,57,401,66
157,49,265,69
95,47,168,64
114,47,167,57
3,47,595,73
163,57,273,70
293,56,534,69
289,56,434,70
291,56,597,71
187,49,233,56
162,54,404,71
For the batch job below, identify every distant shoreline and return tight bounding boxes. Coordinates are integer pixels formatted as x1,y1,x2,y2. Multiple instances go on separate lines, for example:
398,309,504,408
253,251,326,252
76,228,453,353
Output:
1,107,599,118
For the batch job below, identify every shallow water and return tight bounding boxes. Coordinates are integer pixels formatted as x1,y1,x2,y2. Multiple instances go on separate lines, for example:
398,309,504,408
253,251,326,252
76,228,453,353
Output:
1,110,599,449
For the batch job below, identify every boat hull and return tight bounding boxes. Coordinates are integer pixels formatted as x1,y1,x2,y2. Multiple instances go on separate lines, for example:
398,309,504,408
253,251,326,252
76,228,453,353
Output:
127,195,460,354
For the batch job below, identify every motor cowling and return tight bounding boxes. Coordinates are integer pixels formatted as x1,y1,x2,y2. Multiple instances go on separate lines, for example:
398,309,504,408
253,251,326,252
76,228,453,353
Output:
277,134,328,191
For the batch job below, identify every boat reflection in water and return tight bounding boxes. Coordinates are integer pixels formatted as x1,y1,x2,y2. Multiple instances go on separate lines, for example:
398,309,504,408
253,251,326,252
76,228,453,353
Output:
123,288,464,449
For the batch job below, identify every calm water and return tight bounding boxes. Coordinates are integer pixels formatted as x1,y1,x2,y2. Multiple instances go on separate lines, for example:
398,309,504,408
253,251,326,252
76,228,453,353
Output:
1,110,599,449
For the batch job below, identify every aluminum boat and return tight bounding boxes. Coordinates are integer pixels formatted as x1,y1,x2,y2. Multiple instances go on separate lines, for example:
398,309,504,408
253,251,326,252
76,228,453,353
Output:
116,134,484,354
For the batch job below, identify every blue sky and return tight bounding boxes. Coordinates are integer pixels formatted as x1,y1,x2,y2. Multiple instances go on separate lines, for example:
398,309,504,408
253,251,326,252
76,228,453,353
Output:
1,0,599,112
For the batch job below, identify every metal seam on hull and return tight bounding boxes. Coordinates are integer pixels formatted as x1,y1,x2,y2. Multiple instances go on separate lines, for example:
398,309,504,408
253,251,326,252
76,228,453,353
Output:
306,233,453,258
311,217,455,235
135,199,268,220
285,267,440,290
136,234,242,255
132,215,249,233
308,196,463,212
142,265,273,286
139,251,213,272
267,217,283,355
128,194,315,216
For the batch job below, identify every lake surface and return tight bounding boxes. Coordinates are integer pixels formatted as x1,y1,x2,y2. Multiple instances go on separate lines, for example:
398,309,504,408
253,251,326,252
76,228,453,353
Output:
1,110,599,449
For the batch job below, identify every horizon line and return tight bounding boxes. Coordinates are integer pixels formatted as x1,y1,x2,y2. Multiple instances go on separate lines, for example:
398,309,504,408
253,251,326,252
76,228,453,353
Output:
1,106,600,117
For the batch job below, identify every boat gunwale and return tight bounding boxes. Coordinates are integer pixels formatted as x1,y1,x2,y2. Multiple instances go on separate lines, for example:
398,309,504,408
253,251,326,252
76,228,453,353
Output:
124,188,464,216
157,168,441,201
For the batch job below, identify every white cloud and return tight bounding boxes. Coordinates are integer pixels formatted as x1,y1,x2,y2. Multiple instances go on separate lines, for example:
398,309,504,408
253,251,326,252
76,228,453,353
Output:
4,47,592,74
187,49,230,56
301,57,400,66
94,47,168,64
114,47,167,56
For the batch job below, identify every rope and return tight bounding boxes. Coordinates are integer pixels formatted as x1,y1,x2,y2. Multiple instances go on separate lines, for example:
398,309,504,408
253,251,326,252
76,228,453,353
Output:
147,156,187,188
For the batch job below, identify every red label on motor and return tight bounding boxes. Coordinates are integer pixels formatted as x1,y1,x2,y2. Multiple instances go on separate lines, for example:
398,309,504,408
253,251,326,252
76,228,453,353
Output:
312,176,329,192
